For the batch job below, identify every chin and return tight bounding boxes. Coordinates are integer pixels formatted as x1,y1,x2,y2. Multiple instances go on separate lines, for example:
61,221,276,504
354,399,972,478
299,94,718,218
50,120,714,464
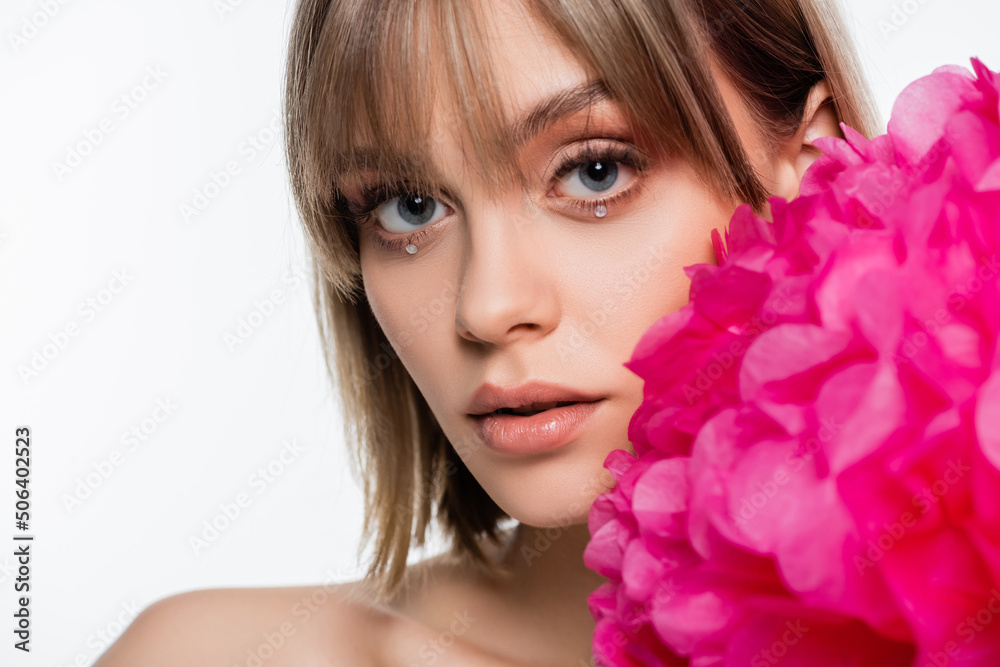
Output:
473,441,621,529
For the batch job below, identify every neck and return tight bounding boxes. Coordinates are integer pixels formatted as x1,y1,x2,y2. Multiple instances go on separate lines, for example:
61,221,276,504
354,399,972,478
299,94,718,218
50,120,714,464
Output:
500,521,605,593
486,521,606,663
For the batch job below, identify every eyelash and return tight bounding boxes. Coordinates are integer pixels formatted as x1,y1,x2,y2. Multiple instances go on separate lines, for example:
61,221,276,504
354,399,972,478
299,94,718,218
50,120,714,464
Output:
347,140,648,253
551,142,648,216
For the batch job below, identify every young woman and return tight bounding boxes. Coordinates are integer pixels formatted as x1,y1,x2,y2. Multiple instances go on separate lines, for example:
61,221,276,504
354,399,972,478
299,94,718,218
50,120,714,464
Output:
96,0,879,664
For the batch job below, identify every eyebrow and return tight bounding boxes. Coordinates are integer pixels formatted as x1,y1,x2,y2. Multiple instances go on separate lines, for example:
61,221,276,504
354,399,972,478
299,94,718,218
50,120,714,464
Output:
511,78,614,149
340,78,616,181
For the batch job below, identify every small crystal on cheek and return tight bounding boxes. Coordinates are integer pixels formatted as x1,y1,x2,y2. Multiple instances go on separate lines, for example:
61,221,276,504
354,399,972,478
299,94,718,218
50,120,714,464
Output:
594,204,608,218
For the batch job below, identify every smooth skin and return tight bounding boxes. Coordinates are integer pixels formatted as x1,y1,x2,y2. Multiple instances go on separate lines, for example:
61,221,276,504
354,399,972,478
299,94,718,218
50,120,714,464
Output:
95,0,843,664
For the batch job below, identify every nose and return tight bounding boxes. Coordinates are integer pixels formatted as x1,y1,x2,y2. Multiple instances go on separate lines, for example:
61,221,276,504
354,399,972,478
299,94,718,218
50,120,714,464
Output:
454,202,560,347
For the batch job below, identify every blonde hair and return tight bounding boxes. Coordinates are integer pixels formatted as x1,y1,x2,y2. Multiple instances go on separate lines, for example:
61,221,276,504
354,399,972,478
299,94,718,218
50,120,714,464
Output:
283,0,879,604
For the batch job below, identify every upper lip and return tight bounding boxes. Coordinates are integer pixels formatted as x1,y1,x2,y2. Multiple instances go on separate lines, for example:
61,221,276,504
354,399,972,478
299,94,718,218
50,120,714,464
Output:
466,381,604,417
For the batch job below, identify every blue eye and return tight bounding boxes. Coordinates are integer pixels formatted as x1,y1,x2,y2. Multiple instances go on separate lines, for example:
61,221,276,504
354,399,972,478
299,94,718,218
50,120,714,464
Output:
578,161,618,192
347,140,647,253
555,152,637,199
375,193,447,233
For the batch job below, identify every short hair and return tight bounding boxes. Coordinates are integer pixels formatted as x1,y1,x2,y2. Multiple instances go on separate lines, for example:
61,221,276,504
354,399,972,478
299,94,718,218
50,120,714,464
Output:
282,0,879,604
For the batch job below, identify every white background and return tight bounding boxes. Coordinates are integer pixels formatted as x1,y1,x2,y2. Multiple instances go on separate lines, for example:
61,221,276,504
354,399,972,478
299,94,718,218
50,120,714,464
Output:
1,0,998,664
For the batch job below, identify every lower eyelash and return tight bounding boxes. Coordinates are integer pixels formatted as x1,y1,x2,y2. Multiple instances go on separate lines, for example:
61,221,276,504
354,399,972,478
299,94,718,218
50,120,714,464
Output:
365,183,643,253
567,180,646,217
361,222,433,253
554,141,648,217
352,143,648,252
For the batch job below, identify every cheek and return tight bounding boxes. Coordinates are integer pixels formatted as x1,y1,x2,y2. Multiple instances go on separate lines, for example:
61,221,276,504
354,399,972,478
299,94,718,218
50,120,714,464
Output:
361,250,414,364
561,175,733,368
360,250,457,397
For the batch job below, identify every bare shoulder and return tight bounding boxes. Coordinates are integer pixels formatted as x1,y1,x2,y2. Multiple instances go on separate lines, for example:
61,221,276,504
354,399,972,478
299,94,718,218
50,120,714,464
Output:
94,533,525,667
377,540,538,667
94,582,388,667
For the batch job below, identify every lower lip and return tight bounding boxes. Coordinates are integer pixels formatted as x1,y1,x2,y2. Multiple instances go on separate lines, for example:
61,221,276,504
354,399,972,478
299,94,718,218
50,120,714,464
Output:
471,400,604,455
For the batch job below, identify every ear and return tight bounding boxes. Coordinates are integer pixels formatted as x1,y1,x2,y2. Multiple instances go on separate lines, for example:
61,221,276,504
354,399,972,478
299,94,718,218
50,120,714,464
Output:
770,79,844,201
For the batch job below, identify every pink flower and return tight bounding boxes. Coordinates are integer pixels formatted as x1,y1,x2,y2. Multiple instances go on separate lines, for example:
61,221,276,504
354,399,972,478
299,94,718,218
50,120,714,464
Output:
586,57,1000,666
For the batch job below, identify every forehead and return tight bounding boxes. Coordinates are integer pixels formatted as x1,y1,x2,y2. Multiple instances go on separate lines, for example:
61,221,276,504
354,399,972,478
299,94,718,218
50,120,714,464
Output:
337,0,607,194
449,0,594,114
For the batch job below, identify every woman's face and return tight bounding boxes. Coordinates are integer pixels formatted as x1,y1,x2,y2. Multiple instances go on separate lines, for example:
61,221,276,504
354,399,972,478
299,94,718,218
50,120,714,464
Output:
353,0,787,528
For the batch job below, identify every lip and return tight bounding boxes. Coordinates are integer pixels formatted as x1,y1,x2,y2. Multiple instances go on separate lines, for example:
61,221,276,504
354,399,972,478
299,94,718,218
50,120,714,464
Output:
471,400,604,455
466,381,606,455
466,381,605,416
